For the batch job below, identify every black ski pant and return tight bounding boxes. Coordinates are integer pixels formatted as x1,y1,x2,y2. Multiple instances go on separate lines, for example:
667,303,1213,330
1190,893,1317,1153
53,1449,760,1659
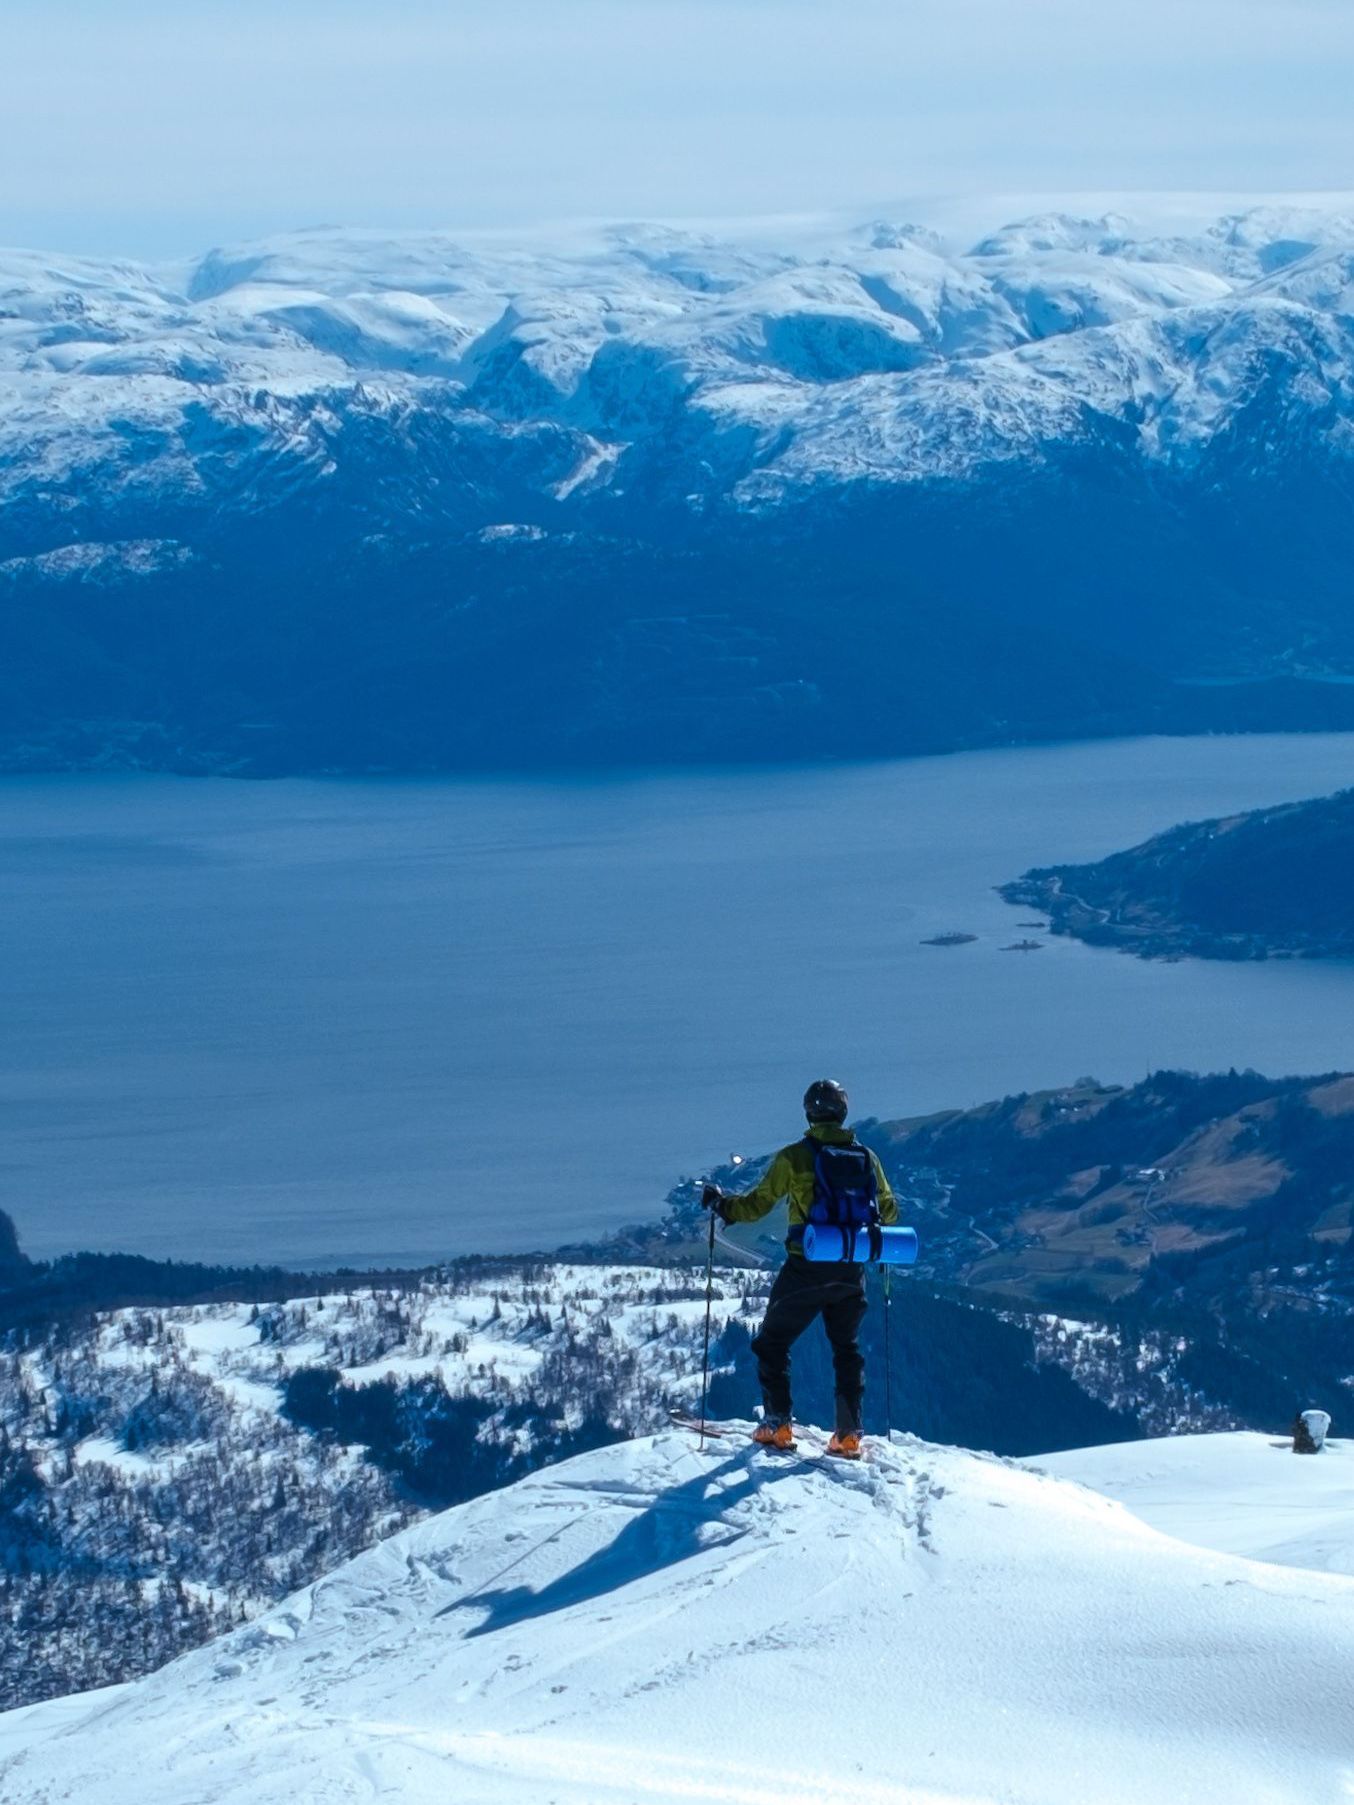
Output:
751,1257,867,1435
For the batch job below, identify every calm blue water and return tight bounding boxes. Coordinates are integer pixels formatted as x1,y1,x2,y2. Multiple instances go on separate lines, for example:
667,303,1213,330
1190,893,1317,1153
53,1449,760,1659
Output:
4,734,1353,1268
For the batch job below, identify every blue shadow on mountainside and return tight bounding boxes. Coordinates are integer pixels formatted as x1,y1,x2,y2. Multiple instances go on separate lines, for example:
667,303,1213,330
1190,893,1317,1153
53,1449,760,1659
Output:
451,1450,798,1638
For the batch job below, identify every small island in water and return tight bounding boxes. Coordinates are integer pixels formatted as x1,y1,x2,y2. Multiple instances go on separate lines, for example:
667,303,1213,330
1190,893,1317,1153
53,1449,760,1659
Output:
1002,787,1354,961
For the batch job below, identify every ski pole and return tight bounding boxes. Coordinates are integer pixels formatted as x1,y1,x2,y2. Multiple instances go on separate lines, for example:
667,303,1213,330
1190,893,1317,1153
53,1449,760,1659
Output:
697,1193,718,1450
882,1264,894,1443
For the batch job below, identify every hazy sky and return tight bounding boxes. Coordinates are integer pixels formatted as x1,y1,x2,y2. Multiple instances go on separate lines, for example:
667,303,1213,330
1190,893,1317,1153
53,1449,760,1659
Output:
5,0,1354,256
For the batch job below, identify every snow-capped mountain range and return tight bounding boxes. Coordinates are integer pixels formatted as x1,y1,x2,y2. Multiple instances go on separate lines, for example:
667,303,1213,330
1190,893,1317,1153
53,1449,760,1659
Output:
8,199,1354,499
3,1428,1351,1804
5,198,1354,770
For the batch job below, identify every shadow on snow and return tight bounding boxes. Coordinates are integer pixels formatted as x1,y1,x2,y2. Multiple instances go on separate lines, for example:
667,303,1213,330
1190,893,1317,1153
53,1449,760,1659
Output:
446,1448,800,1638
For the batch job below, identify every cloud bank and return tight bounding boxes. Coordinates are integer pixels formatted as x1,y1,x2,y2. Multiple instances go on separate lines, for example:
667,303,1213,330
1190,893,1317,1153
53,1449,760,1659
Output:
4,1,1353,253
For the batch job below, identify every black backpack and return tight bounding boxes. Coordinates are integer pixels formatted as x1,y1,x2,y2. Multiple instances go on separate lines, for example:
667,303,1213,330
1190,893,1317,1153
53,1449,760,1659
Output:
803,1137,881,1259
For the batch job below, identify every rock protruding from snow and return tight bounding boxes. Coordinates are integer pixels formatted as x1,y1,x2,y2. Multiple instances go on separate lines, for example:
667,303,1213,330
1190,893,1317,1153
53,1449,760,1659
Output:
3,1429,1353,1805
1295,1408,1332,1453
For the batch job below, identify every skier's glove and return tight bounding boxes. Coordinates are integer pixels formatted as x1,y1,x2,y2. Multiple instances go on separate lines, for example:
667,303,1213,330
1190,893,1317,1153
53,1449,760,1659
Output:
701,1183,731,1220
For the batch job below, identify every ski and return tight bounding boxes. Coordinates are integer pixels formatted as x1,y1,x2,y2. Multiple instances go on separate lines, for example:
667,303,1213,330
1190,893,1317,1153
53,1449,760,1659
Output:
669,1410,805,1453
668,1408,729,1440
668,1410,870,1463
669,1412,801,1454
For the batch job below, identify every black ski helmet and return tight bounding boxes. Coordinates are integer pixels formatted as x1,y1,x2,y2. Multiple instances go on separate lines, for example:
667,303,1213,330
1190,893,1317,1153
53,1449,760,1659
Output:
803,1079,849,1124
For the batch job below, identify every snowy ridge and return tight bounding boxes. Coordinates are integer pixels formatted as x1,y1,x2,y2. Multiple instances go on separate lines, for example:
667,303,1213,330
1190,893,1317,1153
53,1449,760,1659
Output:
1041,1430,1354,1576
3,1427,1351,1805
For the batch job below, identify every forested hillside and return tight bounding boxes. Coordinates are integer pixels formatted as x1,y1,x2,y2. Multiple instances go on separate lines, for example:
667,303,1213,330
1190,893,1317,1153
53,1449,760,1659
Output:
0,1210,28,1283
853,1069,1354,1426
1004,788,1354,959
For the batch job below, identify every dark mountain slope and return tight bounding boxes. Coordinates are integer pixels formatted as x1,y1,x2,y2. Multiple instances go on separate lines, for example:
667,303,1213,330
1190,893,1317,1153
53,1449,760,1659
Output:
852,1070,1354,1424
1004,788,1354,959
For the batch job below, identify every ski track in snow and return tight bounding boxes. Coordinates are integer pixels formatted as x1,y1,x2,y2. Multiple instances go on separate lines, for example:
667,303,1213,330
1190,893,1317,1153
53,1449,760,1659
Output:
2,1428,1352,1804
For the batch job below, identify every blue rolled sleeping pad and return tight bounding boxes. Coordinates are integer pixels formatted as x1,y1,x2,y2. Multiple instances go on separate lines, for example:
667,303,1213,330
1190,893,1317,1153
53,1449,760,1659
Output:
802,1223,919,1265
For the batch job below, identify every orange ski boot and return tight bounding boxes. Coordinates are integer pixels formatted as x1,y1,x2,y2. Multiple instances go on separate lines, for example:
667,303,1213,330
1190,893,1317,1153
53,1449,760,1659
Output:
825,1431,863,1460
752,1418,797,1452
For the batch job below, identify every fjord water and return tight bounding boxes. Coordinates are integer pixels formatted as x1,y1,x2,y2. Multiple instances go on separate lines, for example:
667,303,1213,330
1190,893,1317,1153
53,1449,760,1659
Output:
5,734,1354,1268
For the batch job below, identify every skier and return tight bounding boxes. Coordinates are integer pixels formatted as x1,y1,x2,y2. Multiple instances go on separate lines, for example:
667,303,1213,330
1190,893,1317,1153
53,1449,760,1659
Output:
703,1079,897,1459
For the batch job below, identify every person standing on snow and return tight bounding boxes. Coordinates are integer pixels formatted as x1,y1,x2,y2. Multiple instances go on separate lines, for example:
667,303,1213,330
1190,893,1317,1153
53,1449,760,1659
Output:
703,1079,897,1459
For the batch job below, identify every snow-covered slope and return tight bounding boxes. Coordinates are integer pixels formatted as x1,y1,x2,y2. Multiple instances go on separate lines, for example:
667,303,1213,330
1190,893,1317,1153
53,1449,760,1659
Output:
7,199,1354,771
0,1266,763,1708
3,1428,1352,1805
1040,1430,1354,1575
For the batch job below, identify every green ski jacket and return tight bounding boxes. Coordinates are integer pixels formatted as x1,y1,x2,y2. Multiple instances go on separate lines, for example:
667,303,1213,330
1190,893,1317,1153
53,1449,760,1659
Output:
720,1122,898,1253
